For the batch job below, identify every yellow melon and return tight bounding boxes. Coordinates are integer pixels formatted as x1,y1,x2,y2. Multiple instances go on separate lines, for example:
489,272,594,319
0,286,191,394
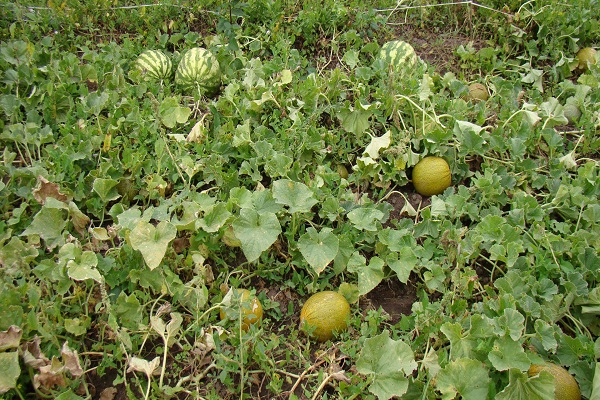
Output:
220,288,263,330
411,156,451,196
299,291,350,342
577,47,597,70
528,363,581,400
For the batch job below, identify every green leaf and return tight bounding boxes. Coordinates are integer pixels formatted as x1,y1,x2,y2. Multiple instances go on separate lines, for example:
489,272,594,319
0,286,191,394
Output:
436,358,490,400
356,330,417,400
488,337,531,371
197,203,231,233
54,389,85,400
495,369,554,400
494,308,525,341
92,178,121,203
337,100,373,135
297,227,339,275
129,220,177,270
67,251,102,283
590,362,600,400
232,208,281,263
386,249,418,283
440,322,477,360
272,179,317,214
347,252,385,295
363,131,391,159
21,205,67,250
159,96,191,128
347,207,385,231
0,351,20,395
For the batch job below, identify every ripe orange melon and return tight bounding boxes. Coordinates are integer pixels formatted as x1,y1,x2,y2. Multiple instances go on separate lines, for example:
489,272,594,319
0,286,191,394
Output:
299,291,350,342
220,288,263,330
468,83,489,101
528,363,581,400
411,156,451,197
577,47,597,70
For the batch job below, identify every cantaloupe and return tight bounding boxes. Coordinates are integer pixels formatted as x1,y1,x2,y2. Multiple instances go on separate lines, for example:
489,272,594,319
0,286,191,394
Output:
220,288,263,330
300,291,350,342
528,363,581,400
411,156,451,196
576,47,597,70
468,82,489,101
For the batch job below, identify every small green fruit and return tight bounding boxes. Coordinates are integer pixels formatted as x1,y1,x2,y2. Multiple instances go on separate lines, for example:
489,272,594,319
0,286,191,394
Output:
220,288,263,330
577,47,597,70
563,103,581,124
468,83,489,101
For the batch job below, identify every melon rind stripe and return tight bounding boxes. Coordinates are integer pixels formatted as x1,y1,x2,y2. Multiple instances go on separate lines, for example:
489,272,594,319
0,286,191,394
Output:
175,47,221,95
378,40,418,73
135,50,172,80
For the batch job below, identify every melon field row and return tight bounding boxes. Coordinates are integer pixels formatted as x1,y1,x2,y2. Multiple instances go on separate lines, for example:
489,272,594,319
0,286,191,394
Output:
0,1,599,399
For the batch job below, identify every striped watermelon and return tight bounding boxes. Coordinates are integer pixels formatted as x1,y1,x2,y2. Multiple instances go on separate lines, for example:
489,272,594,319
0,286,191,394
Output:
134,50,172,81
175,48,221,96
377,40,418,74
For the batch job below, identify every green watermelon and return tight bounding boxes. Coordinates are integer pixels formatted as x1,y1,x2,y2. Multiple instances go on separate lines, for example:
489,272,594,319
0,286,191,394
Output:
378,40,418,74
175,48,221,96
134,50,172,81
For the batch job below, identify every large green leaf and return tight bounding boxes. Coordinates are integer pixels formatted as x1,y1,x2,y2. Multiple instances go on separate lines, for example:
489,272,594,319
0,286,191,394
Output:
232,208,281,263
356,330,417,400
20,205,67,250
159,96,191,128
297,227,339,275
347,252,385,295
129,220,177,270
0,351,20,395
436,358,490,400
67,250,102,283
488,337,532,371
495,369,554,400
272,179,317,214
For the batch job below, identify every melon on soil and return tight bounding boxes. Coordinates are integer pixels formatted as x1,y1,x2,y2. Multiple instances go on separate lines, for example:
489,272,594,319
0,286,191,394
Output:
175,47,221,96
411,156,451,197
300,291,350,342
134,50,172,81
220,288,263,330
528,363,581,400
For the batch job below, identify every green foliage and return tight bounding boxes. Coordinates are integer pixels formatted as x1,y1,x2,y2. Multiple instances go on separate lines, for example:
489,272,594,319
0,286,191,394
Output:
0,0,599,399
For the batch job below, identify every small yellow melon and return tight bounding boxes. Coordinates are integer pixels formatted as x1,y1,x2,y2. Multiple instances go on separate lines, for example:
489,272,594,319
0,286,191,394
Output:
577,47,597,70
300,291,350,342
220,288,263,330
468,82,489,101
411,156,452,197
528,363,581,400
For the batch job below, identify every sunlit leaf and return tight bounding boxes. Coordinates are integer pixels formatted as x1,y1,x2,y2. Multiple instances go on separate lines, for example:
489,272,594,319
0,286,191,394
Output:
495,369,554,400
21,205,67,250
159,96,191,128
297,227,339,275
356,330,417,399
436,358,490,400
347,252,385,295
129,220,177,270
232,208,281,263
67,251,102,283
272,179,317,214
0,352,20,395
